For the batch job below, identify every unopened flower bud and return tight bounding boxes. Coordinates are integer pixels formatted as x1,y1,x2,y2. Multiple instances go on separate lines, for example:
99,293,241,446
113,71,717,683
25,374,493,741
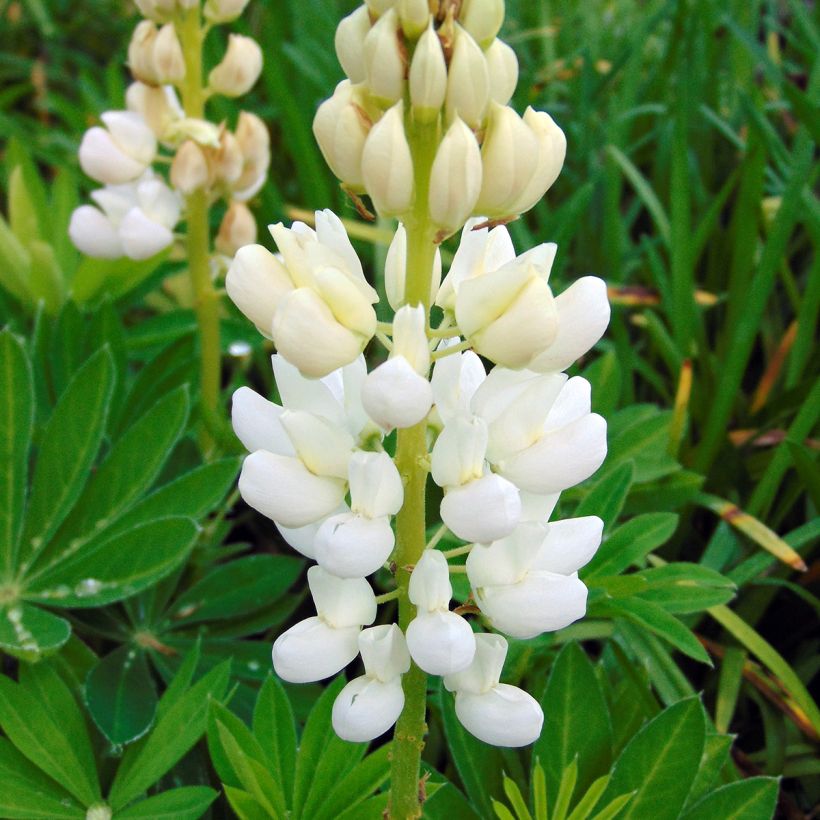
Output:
446,24,490,128
398,0,430,39
204,0,250,23
485,38,518,104
474,102,538,217
313,81,370,189
361,102,414,217
209,34,263,97
234,111,270,200
126,82,182,138
428,117,482,237
334,6,370,83
79,111,157,185
409,23,447,121
385,224,441,309
213,131,244,185
171,139,210,194
134,0,196,23
459,0,505,48
128,21,161,85
510,107,567,214
363,8,406,105
216,201,256,256
152,23,185,84
365,0,398,17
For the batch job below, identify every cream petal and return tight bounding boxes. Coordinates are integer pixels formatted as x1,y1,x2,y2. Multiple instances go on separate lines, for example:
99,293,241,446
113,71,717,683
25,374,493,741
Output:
408,549,452,612
280,409,354,479
271,353,345,426
406,610,476,675
348,450,404,518
69,206,123,259
231,386,292,455
101,110,157,164
535,516,603,575
454,684,543,747
314,512,395,578
430,415,488,489
359,623,411,681
444,632,507,694
361,357,434,431
519,491,561,524
118,208,174,259
308,565,377,628
272,617,360,683
544,376,592,430
440,473,521,544
331,675,405,742
430,349,486,424
79,127,147,185
465,522,545,587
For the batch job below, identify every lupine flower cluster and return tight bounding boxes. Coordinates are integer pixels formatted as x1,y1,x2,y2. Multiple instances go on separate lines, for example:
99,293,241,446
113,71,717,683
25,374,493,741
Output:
228,0,611,749
69,0,268,261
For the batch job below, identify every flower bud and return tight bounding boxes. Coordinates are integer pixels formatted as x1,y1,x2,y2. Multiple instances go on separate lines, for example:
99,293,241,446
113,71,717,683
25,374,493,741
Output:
428,117,482,237
152,23,185,84
78,111,157,185
209,34,263,97
134,0,196,23
385,224,441,309
164,116,221,148
363,8,406,105
365,0,398,17
398,0,430,39
459,0,505,48
212,131,244,185
234,111,270,200
445,24,490,128
171,139,210,194
485,38,518,104
204,0,250,23
409,23,447,121
126,82,182,138
128,21,161,85
216,201,256,256
474,102,539,217
361,102,414,216
313,81,370,189
334,6,370,83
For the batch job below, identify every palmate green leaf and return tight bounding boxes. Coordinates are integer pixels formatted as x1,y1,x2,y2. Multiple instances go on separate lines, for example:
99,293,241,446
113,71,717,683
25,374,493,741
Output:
0,330,33,575
84,645,158,746
33,385,190,574
314,744,392,820
584,513,679,578
253,675,297,809
535,642,612,800
681,778,779,820
170,553,303,624
598,697,705,820
0,737,85,819
0,601,70,662
108,658,231,811
115,786,218,819
574,461,633,529
21,346,115,566
24,517,199,608
295,677,369,820
0,671,100,807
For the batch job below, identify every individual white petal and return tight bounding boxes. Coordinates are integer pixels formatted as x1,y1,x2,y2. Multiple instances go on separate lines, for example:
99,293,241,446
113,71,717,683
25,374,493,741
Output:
529,277,610,373
340,355,372,438
332,675,405,742
118,207,174,259
406,611,476,675
456,259,533,338
272,616,360,683
275,505,347,560
271,353,345,426
348,450,404,518
519,491,560,524
465,522,545,587
392,304,430,373
79,127,147,185
334,6,369,83
430,349,486,425
471,366,548,425
101,111,157,164
136,177,181,228
361,357,433,431
231,387,293,456
444,632,507,694
313,266,378,337
314,512,395,578
440,473,521,544
280,409,354,479
359,623,411,682
534,516,603,575
91,181,138,223
408,549,452,612
497,414,607,494
238,451,346,528
314,209,374,297
543,376,592,430
430,415,488,489
455,684,543,746
68,206,123,258
475,572,588,638
308,565,377,629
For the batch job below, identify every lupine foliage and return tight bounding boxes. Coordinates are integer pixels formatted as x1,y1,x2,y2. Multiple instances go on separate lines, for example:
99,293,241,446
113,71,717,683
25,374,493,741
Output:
0,0,817,818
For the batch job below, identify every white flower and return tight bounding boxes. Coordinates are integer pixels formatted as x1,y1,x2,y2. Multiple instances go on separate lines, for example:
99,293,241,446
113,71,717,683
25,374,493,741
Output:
233,111,270,201
315,451,403,578
78,111,157,185
430,347,486,426
445,24,490,129
485,39,518,105
459,0,505,47
335,6,370,83
444,633,543,747
363,8,405,104
332,624,411,742
467,518,602,638
406,550,476,675
69,173,180,260
409,22,447,119
209,34,263,97
273,567,376,683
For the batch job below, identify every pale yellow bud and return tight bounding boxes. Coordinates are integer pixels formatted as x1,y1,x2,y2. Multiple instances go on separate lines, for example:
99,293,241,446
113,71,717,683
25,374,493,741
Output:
128,21,161,85
134,0,189,23
234,111,270,200
209,34,263,97
366,0,398,16
474,102,538,217
363,8,406,105
313,80,370,189
485,38,518,104
361,102,415,217
126,82,182,138
216,201,257,256
445,25,489,128
409,22,447,121
153,23,185,84
385,224,441,310
398,0,430,39
164,117,221,147
428,117,482,237
171,140,210,194
392,304,430,374
204,0,250,23
213,131,244,185
512,107,567,213
335,6,370,83
459,0,505,48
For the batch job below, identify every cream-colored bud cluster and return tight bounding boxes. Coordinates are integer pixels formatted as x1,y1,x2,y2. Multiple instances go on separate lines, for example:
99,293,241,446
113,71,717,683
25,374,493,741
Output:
70,0,268,261
313,0,566,240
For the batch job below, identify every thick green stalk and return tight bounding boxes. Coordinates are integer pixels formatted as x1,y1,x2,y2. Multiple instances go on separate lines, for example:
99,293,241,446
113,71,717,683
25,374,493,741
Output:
388,114,439,820
178,6,221,453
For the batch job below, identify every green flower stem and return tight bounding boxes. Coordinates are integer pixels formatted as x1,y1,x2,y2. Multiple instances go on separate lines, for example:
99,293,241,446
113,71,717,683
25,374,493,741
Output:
389,114,440,820
178,5,221,454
